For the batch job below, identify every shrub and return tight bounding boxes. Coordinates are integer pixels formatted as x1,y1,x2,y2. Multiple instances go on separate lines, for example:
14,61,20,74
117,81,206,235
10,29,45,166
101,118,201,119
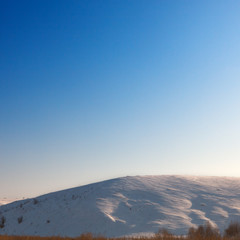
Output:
18,216,23,224
224,221,240,238
0,216,5,229
187,222,220,239
80,233,94,240
155,228,174,240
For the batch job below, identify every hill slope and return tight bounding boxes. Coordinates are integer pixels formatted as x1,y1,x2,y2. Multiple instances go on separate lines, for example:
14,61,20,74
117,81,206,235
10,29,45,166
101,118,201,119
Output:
1,175,240,237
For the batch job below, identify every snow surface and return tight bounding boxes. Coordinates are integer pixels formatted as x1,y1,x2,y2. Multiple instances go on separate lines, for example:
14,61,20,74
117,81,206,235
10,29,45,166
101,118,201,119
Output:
1,175,240,237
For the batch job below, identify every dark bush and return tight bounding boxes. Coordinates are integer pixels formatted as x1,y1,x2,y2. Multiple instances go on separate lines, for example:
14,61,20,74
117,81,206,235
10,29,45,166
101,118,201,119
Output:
18,216,23,224
187,222,220,239
224,221,240,238
0,216,5,229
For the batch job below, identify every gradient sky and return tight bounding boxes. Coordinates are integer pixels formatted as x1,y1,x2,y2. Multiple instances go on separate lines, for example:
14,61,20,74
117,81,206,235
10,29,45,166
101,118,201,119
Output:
1,0,240,199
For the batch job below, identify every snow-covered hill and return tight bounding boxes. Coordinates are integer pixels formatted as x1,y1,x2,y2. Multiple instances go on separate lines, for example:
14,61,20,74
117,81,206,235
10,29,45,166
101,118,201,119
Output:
1,175,240,237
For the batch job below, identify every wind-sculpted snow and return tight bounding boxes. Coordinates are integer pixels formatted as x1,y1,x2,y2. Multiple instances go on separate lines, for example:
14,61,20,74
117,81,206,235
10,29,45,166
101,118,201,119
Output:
1,176,240,237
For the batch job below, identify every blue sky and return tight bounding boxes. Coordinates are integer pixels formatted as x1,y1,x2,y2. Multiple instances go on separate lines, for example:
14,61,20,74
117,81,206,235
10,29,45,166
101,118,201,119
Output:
1,0,240,199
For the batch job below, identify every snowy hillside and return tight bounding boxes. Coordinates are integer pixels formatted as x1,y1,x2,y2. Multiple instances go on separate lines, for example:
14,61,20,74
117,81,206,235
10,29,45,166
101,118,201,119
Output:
1,175,240,237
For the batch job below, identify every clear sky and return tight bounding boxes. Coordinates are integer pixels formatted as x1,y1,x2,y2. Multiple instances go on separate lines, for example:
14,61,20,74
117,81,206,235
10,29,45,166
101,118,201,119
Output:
1,0,240,199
